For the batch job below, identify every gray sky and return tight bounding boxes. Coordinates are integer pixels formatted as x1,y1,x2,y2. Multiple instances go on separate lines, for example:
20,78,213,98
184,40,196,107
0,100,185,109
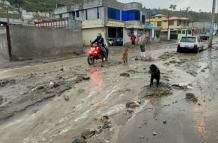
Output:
119,0,214,12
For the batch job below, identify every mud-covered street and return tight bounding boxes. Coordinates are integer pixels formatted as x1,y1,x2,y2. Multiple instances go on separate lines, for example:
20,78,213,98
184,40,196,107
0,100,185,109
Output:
0,41,218,143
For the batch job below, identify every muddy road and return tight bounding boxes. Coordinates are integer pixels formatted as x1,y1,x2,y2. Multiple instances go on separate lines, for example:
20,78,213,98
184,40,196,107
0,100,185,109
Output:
0,41,218,143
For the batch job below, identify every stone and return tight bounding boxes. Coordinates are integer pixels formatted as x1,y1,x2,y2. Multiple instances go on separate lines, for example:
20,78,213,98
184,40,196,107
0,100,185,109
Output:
74,76,83,83
49,82,55,88
126,101,140,108
152,132,158,136
163,120,167,124
81,129,96,139
60,68,64,72
72,137,86,143
82,76,90,80
0,96,3,105
101,116,112,129
36,85,45,90
127,109,134,114
120,73,130,77
135,57,139,61
0,79,16,87
64,95,70,101
186,93,198,103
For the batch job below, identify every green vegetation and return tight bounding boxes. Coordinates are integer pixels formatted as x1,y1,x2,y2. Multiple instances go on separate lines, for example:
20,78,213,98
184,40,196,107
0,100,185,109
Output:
6,0,83,12
1,0,216,22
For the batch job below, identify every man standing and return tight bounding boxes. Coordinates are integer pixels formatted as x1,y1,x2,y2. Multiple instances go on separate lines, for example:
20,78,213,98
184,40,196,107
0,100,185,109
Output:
130,33,136,48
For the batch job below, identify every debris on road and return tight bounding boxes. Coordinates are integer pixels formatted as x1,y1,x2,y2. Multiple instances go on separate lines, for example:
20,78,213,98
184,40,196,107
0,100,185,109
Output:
127,70,136,74
35,85,45,91
120,72,130,77
126,101,140,109
142,83,172,97
0,96,3,105
186,93,198,103
101,115,112,129
172,84,188,90
72,137,86,143
82,76,90,80
163,120,167,124
152,132,158,136
0,79,16,88
81,129,96,139
49,81,60,88
64,95,70,101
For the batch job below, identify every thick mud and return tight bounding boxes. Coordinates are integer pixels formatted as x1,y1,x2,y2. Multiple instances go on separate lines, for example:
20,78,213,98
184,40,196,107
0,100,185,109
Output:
0,42,218,143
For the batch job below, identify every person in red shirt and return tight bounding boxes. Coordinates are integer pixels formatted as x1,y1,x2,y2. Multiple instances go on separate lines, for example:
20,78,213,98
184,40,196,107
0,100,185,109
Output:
130,33,136,48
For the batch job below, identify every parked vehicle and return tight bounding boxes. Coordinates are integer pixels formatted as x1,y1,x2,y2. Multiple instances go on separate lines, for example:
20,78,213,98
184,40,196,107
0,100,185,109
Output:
177,36,204,53
200,33,210,41
114,38,123,46
177,29,193,41
87,45,109,65
108,38,123,46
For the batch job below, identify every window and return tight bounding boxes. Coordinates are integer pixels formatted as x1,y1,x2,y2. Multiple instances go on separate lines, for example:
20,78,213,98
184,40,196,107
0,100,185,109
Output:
97,7,100,19
177,20,181,26
85,9,88,20
180,37,196,43
157,21,161,27
122,10,140,21
182,30,186,34
59,14,63,19
76,11,80,17
169,20,174,26
71,11,75,19
142,15,145,24
108,7,120,20
188,30,192,34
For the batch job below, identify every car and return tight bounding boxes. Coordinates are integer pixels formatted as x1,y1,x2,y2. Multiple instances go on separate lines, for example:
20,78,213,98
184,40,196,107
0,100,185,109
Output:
115,38,123,46
200,33,210,41
177,36,204,53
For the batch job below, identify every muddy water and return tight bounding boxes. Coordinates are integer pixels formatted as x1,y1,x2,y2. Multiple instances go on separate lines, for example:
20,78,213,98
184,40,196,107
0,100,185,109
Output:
0,43,218,143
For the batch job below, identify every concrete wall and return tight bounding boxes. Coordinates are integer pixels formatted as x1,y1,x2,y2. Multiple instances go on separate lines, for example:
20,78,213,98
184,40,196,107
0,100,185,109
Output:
0,27,9,60
9,25,83,60
82,28,107,46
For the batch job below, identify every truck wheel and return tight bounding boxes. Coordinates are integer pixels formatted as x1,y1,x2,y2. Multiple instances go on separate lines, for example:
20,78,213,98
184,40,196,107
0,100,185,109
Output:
177,48,181,53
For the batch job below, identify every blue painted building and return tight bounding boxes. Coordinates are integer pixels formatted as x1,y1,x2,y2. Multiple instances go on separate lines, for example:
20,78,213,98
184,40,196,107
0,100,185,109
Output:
53,0,146,46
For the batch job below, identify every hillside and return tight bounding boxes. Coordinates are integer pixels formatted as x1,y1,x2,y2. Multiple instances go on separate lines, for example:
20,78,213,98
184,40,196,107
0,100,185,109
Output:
6,0,81,12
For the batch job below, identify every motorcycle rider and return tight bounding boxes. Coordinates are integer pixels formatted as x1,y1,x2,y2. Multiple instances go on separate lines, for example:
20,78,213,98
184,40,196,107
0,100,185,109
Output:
91,33,107,60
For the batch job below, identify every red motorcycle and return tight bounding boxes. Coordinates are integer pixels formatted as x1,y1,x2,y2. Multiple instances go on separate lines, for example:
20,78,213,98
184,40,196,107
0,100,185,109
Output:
87,45,108,65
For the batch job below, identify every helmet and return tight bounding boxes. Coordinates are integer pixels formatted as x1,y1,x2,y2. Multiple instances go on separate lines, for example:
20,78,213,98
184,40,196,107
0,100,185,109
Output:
97,33,102,37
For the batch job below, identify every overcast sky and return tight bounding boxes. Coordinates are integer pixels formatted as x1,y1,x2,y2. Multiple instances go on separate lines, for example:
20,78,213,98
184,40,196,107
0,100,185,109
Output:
119,0,214,12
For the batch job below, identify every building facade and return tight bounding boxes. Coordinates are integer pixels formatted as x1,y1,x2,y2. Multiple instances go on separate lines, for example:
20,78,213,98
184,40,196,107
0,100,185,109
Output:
53,0,146,46
146,14,191,40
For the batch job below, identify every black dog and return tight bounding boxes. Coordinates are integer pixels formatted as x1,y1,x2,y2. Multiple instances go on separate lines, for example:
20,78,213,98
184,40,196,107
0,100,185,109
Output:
149,64,160,87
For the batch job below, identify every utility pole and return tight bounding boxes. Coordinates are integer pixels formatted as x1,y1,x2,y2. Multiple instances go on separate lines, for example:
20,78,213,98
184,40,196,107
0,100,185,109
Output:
167,10,170,40
208,0,216,48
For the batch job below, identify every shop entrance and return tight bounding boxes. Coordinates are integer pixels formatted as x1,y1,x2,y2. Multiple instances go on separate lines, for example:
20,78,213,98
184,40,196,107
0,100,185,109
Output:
108,27,123,46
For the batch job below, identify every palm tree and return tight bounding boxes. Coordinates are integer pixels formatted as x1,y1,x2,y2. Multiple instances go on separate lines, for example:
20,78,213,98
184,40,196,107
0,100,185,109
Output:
169,4,177,11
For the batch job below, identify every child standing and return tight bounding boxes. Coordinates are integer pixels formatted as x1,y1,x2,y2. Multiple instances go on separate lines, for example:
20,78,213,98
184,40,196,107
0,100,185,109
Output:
138,34,145,60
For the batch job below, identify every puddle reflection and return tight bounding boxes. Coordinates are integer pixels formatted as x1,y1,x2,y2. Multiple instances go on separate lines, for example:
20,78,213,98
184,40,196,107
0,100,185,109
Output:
90,67,104,93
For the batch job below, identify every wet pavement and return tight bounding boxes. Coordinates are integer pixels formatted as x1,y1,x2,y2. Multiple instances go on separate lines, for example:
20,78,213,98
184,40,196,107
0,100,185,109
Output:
0,41,218,143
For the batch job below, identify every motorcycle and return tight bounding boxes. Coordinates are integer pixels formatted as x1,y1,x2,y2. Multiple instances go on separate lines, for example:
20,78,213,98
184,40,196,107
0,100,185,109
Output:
87,44,108,65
